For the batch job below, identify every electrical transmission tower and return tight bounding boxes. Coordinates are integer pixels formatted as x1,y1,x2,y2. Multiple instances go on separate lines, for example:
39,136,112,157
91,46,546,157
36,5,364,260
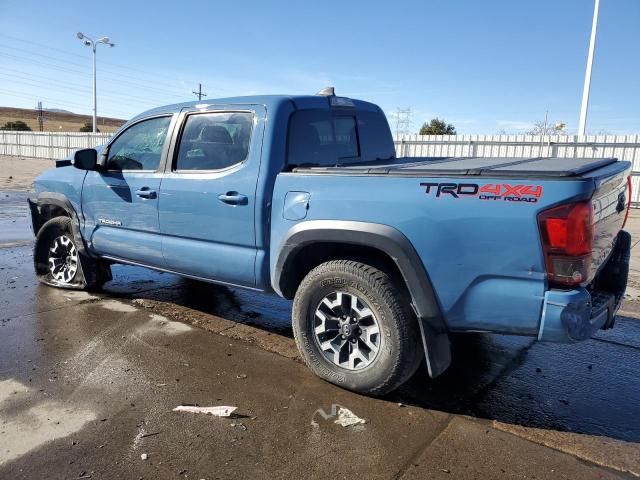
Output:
393,108,413,138
36,101,45,131
192,83,207,101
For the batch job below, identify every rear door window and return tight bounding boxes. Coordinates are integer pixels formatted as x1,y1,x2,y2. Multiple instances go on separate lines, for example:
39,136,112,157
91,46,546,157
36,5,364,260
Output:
174,112,253,171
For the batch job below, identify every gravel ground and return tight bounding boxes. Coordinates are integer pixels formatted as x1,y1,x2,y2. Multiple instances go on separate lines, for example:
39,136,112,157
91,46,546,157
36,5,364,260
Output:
0,155,55,191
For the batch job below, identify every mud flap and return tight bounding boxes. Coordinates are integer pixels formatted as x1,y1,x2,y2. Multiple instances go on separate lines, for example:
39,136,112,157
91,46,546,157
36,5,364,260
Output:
417,316,451,378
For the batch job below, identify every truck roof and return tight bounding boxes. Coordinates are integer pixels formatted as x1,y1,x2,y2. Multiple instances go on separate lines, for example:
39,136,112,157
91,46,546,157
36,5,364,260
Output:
131,94,381,122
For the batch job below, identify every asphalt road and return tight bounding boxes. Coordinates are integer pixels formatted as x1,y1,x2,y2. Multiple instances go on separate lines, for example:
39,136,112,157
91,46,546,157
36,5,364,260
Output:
1,189,638,479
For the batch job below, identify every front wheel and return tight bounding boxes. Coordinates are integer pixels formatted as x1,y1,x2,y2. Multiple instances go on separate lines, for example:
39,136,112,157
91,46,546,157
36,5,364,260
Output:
34,216,111,290
292,260,423,395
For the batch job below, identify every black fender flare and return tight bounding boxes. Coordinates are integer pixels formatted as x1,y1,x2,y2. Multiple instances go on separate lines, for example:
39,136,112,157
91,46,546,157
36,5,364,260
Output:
28,192,90,256
272,220,451,378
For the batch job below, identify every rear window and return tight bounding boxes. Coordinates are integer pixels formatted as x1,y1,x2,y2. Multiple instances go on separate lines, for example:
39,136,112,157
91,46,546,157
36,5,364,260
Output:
287,108,395,167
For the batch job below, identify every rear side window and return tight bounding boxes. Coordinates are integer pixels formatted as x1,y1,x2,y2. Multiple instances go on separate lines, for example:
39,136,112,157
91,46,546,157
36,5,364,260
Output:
175,112,253,171
287,110,359,167
287,108,395,167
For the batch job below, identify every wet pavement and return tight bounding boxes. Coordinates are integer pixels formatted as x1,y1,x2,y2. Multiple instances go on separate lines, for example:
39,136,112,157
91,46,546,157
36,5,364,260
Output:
0,191,31,248
1,189,639,479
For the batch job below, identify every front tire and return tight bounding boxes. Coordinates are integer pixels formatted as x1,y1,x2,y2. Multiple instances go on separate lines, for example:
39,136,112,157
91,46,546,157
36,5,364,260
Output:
34,216,111,290
292,260,423,395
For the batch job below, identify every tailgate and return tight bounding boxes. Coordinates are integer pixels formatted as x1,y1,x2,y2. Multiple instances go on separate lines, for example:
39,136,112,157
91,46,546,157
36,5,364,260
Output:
590,163,631,279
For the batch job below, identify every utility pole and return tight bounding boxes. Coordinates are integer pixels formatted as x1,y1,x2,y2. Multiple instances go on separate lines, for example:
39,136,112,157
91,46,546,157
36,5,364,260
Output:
578,0,600,136
36,101,44,132
192,83,207,101
540,110,549,156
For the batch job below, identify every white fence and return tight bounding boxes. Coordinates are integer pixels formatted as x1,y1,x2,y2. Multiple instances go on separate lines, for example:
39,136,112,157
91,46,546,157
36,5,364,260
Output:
1,131,640,204
394,134,640,205
0,131,112,159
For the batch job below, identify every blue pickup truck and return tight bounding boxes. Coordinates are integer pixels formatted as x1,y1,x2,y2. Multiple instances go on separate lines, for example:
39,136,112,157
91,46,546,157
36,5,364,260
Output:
29,90,631,395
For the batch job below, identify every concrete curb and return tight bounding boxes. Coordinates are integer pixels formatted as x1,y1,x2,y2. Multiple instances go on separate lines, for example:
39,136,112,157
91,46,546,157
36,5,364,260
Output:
493,421,640,478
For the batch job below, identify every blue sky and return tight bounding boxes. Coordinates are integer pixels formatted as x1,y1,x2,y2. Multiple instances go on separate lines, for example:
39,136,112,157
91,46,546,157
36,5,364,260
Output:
0,0,638,134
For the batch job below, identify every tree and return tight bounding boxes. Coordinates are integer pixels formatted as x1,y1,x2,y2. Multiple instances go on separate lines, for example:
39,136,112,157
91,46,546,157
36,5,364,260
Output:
79,122,99,132
419,118,456,135
0,120,31,131
526,120,568,136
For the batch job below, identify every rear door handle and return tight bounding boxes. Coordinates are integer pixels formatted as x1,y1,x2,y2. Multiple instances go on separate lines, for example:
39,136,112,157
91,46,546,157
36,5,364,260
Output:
218,192,248,205
135,187,157,199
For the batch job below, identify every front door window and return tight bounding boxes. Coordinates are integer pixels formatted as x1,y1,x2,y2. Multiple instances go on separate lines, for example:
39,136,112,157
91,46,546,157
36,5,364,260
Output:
106,116,171,171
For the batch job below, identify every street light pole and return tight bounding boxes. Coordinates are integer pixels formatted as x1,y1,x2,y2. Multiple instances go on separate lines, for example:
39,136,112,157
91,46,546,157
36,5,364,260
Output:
578,0,600,136
76,32,115,133
92,43,97,133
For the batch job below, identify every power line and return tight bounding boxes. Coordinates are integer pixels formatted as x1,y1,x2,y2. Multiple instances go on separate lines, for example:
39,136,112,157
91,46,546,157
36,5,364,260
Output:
0,88,131,118
0,32,234,93
0,70,174,106
0,74,155,117
0,49,189,98
0,42,183,89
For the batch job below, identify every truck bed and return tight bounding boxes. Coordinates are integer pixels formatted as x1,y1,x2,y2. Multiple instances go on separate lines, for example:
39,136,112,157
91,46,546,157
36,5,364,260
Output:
294,156,618,178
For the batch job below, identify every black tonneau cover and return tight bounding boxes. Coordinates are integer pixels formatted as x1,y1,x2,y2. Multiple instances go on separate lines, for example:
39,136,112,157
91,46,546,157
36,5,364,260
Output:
294,157,618,178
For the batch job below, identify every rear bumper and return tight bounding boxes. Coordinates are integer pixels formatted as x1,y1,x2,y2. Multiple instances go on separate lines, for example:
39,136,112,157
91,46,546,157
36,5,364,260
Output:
538,230,630,342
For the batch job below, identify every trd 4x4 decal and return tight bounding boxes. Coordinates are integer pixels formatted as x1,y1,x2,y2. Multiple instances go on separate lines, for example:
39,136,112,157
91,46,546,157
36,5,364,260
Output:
420,182,543,203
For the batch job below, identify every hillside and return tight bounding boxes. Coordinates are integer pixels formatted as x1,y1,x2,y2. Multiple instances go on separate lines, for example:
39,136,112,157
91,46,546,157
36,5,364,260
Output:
0,106,126,133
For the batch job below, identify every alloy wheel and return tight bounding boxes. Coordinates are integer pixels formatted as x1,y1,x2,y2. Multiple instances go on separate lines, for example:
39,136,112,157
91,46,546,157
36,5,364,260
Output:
48,235,78,284
312,291,381,370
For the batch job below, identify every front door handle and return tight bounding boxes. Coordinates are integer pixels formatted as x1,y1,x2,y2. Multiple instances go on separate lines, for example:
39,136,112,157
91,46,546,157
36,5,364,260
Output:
218,192,248,205
135,187,157,199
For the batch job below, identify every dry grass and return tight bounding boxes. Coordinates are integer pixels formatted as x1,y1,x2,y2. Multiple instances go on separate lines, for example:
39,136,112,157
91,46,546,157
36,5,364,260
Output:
0,107,125,133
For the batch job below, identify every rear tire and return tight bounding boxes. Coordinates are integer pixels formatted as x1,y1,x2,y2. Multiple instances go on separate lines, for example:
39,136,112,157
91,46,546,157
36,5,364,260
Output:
34,216,111,291
292,260,423,395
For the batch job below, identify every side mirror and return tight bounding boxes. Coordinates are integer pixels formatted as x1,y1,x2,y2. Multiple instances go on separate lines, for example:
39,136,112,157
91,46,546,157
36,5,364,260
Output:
73,148,98,170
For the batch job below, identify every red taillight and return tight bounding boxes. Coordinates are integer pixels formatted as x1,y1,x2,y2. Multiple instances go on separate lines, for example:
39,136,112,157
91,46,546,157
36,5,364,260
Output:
538,201,594,287
545,218,568,249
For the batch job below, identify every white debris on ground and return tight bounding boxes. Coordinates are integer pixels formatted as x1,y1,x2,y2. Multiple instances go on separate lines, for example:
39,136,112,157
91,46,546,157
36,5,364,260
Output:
334,407,366,427
62,291,98,302
140,453,148,460
149,313,192,334
172,406,237,417
98,299,138,313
